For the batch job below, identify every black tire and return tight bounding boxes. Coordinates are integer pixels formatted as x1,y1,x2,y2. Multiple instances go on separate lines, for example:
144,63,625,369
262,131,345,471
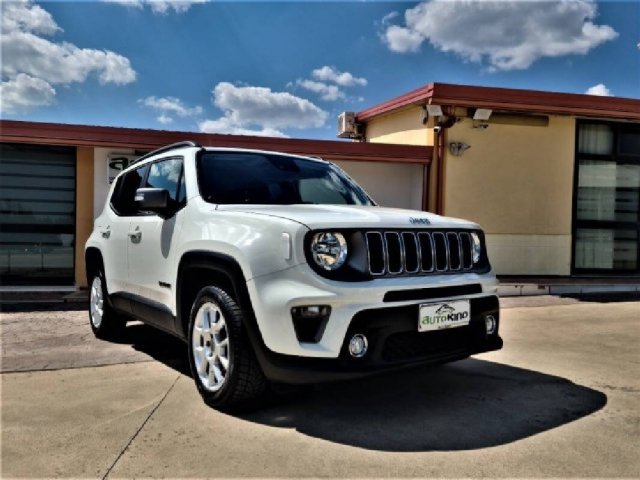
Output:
88,268,127,340
187,286,268,411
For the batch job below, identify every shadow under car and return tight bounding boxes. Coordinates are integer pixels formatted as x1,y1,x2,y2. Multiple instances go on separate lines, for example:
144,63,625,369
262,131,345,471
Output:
117,324,606,452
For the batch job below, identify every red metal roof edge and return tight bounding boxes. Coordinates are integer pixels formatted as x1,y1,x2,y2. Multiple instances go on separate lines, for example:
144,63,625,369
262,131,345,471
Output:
356,82,640,122
356,83,435,122
0,120,432,164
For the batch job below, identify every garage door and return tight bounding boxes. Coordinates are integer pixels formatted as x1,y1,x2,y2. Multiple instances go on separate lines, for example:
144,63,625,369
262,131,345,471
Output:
0,144,76,286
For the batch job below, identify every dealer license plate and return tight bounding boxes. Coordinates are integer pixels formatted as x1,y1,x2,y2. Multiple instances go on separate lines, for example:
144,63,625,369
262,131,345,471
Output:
418,300,471,332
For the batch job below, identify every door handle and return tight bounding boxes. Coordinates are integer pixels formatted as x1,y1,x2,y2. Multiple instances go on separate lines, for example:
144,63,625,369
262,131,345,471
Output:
128,231,142,243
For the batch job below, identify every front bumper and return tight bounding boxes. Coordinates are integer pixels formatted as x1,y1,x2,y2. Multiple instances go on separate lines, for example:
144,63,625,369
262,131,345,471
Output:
246,262,500,358
249,295,502,384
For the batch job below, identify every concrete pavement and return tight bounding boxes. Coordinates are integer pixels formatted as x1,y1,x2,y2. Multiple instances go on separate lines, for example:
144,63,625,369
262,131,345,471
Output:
1,297,639,478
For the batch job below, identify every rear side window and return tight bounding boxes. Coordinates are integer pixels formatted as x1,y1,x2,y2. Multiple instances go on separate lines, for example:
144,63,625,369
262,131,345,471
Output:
144,158,185,208
110,164,148,216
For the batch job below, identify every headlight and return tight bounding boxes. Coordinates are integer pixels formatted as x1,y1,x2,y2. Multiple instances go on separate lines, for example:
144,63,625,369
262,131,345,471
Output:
310,232,348,270
471,232,482,264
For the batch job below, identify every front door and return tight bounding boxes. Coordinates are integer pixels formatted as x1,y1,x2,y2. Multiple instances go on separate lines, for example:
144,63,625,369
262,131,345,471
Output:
127,157,186,312
102,163,148,294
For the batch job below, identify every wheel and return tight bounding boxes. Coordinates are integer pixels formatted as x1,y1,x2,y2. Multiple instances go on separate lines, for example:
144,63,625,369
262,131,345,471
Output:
188,286,268,411
88,269,126,340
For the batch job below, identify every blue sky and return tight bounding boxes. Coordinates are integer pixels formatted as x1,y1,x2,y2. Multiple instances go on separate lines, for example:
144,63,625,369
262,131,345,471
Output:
1,0,639,140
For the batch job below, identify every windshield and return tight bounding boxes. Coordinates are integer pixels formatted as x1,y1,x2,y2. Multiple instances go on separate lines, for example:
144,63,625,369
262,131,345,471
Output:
197,152,373,206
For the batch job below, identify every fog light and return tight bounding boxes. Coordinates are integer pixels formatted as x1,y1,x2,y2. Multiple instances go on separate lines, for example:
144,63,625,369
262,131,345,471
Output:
485,315,497,335
348,334,368,358
291,305,330,319
291,305,331,343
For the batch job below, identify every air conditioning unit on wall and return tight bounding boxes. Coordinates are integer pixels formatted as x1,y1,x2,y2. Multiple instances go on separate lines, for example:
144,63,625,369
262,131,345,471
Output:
337,112,363,139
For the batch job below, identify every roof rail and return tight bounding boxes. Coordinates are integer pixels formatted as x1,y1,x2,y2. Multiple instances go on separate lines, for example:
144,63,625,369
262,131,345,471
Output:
132,140,202,165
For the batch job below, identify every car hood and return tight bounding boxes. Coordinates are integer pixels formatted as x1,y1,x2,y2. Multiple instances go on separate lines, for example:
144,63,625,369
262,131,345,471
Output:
215,204,479,230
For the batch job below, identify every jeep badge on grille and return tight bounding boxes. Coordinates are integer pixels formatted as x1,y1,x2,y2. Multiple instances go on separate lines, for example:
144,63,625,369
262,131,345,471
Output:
409,217,431,225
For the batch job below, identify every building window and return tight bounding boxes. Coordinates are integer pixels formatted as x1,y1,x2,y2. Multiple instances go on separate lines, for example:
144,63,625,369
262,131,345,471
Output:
0,143,76,286
573,122,640,274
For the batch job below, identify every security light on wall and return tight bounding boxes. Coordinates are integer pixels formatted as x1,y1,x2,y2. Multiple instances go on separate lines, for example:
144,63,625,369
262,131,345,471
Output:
422,104,444,125
472,108,492,120
426,104,444,117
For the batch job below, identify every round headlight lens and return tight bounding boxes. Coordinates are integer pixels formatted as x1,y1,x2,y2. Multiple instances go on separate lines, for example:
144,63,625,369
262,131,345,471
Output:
310,232,348,270
471,232,482,264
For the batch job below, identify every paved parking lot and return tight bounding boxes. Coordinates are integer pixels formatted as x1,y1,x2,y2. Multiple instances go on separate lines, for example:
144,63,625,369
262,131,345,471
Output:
2,296,639,478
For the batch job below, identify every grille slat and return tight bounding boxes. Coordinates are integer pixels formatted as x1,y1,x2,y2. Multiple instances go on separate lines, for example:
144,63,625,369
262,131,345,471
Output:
402,232,419,273
366,230,475,277
384,232,403,274
365,232,385,275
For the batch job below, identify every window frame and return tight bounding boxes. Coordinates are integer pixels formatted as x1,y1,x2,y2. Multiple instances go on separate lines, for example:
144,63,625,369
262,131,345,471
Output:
195,150,373,206
109,155,186,218
571,119,640,275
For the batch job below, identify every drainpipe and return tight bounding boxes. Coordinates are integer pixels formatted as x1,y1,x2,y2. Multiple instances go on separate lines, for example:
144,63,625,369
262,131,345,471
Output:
436,124,447,215
427,116,448,215
426,129,438,213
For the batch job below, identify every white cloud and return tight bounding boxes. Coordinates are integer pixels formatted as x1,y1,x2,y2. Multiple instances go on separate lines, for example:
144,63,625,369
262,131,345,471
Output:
199,117,288,138
0,73,56,114
384,25,423,53
585,83,612,96
0,0,136,115
311,66,367,87
296,79,345,101
381,11,399,26
2,32,136,85
294,66,367,102
1,0,60,35
157,113,173,124
198,82,328,137
104,0,208,14
139,96,203,123
213,82,327,129
381,0,618,71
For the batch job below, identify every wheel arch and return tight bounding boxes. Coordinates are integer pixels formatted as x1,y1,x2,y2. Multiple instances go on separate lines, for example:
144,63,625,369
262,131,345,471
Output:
85,247,104,286
176,251,257,340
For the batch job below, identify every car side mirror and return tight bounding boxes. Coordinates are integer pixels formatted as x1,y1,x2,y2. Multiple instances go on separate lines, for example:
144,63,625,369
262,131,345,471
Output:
135,188,170,216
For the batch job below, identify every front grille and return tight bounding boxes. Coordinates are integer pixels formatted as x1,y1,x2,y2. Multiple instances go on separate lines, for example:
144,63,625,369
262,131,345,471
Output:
365,230,474,276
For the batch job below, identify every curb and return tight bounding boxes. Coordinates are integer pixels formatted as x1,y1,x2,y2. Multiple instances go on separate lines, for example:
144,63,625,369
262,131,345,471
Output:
498,284,640,297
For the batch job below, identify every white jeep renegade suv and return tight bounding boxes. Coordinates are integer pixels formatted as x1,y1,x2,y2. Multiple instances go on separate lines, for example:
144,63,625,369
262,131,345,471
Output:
86,141,502,409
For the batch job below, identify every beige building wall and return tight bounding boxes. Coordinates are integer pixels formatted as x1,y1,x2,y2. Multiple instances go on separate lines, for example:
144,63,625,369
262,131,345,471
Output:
75,147,94,287
443,115,576,275
366,107,433,146
335,160,424,210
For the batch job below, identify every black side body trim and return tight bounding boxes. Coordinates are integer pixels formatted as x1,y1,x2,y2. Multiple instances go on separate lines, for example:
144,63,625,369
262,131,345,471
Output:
110,292,177,337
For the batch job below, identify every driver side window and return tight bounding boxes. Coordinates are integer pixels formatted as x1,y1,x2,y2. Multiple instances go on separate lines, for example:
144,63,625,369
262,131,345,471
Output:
110,164,148,217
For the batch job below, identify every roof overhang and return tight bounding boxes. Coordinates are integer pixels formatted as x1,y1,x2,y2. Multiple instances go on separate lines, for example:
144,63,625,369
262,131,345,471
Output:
0,120,432,164
356,82,640,123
